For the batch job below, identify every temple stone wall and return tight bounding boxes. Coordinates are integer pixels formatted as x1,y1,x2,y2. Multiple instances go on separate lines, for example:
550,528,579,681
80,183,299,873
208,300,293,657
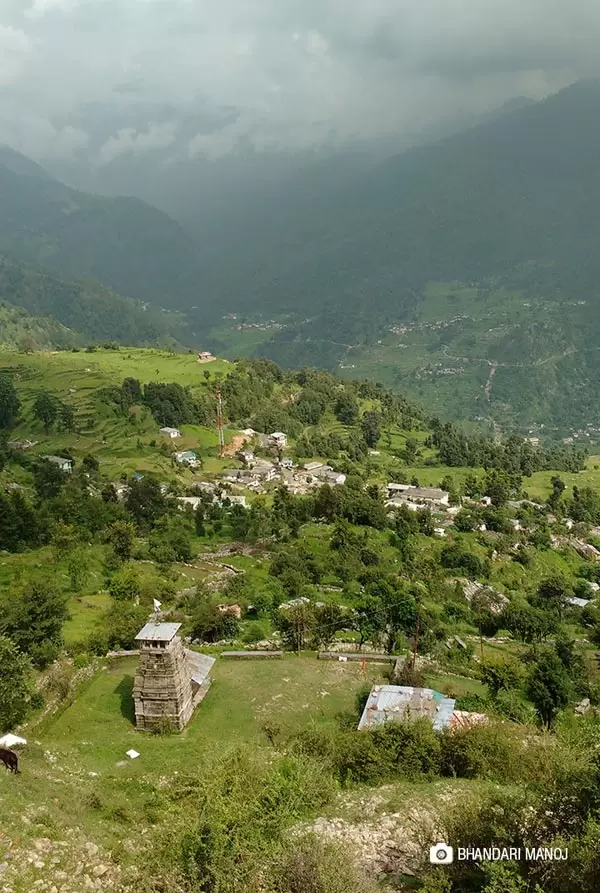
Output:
133,637,195,731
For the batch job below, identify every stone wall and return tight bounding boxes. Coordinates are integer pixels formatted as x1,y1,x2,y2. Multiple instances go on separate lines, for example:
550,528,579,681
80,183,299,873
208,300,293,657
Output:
133,637,195,731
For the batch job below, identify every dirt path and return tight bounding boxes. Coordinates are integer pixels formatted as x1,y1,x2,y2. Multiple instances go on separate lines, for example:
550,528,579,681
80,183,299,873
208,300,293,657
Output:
484,362,497,401
222,433,250,457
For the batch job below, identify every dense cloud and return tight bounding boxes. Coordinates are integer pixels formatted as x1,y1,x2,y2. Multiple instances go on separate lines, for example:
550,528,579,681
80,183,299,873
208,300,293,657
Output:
0,0,598,161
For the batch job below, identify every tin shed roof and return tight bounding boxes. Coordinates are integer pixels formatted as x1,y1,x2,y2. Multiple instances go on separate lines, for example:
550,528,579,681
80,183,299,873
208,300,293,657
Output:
135,622,181,642
185,650,216,685
358,685,455,731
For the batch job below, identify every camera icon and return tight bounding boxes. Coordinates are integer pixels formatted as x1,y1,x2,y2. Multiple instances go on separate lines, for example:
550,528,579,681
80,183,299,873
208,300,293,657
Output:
429,843,454,864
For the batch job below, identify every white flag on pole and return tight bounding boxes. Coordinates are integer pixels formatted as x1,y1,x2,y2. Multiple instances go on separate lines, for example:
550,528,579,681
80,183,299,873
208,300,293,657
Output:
153,599,162,614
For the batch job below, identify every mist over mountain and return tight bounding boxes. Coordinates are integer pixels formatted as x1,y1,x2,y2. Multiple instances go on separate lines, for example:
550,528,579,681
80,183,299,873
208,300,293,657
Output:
2,73,600,428
0,152,204,315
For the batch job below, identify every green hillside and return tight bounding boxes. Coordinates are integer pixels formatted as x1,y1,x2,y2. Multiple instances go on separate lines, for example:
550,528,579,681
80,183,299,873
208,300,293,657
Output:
0,348,233,479
0,154,204,314
0,301,76,350
0,253,185,347
202,81,600,430
1,347,600,893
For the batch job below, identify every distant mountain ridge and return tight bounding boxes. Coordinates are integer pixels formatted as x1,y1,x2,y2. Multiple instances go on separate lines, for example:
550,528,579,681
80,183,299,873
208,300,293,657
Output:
0,253,184,348
0,152,205,315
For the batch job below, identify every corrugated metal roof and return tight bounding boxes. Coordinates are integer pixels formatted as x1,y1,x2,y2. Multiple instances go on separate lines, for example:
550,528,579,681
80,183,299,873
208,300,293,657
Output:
135,622,181,642
566,595,590,608
186,650,216,685
358,685,455,731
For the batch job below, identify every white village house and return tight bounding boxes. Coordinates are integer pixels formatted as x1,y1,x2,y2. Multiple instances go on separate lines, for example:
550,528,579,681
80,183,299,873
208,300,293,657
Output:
386,484,449,508
160,427,182,439
42,455,73,473
269,431,288,449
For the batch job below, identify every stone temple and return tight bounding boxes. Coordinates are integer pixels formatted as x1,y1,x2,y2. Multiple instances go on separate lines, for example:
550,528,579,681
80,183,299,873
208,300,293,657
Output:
133,622,215,731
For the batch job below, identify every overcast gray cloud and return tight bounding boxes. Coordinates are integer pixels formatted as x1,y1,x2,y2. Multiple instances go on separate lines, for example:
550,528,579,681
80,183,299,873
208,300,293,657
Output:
0,0,597,162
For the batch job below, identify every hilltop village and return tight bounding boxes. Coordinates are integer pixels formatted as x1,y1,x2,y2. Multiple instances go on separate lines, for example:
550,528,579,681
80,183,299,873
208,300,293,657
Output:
1,348,600,893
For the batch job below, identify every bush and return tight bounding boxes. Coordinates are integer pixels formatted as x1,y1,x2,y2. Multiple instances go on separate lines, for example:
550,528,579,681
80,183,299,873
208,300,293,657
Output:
242,622,267,644
267,834,378,893
335,719,442,785
440,724,527,780
491,690,536,724
393,657,426,688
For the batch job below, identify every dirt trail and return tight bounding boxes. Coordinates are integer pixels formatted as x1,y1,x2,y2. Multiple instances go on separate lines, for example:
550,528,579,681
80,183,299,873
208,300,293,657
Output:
222,434,250,457
484,362,497,401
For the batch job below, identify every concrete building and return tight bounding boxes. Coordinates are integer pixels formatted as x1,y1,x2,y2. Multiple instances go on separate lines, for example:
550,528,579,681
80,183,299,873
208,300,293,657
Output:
386,482,414,497
133,622,215,731
160,427,182,439
269,431,288,449
387,486,449,508
176,496,203,511
42,455,73,473
174,449,200,468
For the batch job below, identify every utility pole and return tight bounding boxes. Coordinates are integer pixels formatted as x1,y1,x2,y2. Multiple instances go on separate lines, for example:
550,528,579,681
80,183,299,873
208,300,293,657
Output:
216,385,225,458
411,591,422,670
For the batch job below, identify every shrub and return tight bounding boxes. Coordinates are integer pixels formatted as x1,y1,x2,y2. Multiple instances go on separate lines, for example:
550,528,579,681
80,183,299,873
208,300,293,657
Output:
335,719,442,785
267,834,378,893
440,724,527,780
242,622,267,644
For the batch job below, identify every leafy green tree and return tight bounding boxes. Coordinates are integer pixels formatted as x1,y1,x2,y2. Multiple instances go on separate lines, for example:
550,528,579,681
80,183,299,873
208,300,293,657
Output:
107,520,137,563
50,521,78,563
361,411,381,448
464,473,482,499
0,636,34,732
0,490,41,551
103,601,148,650
353,595,386,649
483,469,512,507
108,566,142,602
334,391,359,425
534,574,569,618
274,602,315,652
0,578,69,668
311,603,346,649
33,391,59,432
502,602,558,644
149,515,193,565
548,475,566,510
58,402,76,432
82,454,99,473
191,601,240,643
33,459,69,500
195,506,206,537
125,476,168,529
0,374,20,429
400,437,417,464
480,658,523,698
526,649,571,727
67,548,91,592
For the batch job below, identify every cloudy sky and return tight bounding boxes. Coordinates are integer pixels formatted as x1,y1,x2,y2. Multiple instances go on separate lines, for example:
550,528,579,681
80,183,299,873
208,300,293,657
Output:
0,0,597,164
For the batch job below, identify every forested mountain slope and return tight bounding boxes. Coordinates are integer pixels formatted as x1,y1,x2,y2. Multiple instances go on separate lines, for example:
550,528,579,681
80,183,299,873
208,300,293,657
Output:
200,80,600,322
201,81,600,429
0,152,204,313
0,254,183,347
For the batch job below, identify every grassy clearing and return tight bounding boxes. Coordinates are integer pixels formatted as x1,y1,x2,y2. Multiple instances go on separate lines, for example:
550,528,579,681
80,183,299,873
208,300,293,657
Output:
0,347,241,481
424,674,486,699
0,655,388,857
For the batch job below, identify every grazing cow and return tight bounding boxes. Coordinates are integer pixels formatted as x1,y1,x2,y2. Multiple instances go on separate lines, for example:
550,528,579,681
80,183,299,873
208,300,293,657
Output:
0,747,20,774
